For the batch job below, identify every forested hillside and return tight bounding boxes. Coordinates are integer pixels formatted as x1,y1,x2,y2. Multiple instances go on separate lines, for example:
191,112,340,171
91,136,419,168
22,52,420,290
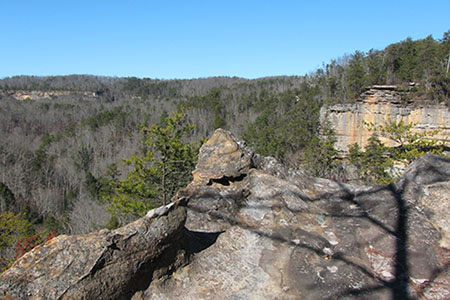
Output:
0,32,448,270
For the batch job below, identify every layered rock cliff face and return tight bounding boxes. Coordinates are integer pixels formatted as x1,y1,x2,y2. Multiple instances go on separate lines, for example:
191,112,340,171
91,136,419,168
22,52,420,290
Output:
4,90,97,101
1,129,449,299
320,87,450,153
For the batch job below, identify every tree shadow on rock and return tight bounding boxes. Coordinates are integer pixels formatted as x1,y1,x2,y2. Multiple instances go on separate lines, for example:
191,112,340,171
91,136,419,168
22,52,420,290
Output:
185,155,449,299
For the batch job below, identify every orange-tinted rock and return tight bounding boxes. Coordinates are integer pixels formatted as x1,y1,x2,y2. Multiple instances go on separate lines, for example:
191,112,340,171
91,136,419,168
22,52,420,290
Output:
321,88,450,153
191,129,253,186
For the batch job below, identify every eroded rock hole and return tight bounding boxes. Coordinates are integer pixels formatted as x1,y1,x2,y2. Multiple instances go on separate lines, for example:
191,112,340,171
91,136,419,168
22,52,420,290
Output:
207,173,247,186
184,229,224,254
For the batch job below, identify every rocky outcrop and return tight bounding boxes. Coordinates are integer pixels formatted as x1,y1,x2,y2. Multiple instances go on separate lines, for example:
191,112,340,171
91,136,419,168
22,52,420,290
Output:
137,130,450,299
0,201,189,299
1,129,449,299
191,128,253,186
5,90,97,101
320,87,450,153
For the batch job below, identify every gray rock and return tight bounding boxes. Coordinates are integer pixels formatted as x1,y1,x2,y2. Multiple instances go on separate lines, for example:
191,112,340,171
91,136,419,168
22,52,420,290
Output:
0,202,188,299
2,129,449,300
140,130,450,300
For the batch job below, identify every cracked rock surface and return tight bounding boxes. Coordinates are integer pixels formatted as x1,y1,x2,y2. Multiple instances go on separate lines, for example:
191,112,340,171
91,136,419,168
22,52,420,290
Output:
1,129,449,299
137,130,450,300
0,202,188,299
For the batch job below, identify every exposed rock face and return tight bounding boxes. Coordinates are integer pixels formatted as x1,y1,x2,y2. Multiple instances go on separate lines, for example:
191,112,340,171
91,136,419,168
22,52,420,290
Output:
1,129,449,299
5,90,97,101
320,87,450,153
191,128,253,186
138,130,450,299
0,201,188,299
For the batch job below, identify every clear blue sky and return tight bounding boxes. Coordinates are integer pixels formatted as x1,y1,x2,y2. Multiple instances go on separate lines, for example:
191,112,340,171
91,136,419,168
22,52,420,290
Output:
1,0,449,79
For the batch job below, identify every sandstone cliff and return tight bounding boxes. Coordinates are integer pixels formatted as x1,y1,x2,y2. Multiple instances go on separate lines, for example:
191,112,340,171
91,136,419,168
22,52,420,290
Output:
320,86,450,153
1,129,449,299
4,90,97,101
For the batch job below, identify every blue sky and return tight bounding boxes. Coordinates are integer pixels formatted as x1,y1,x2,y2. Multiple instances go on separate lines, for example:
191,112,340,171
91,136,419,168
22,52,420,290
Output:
1,0,449,79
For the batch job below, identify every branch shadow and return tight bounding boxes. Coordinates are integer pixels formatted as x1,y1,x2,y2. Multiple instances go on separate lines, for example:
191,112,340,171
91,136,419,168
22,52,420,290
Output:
184,155,449,299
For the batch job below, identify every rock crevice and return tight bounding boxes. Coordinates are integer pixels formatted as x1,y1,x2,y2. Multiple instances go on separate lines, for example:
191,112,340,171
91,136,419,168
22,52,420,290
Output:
1,129,449,300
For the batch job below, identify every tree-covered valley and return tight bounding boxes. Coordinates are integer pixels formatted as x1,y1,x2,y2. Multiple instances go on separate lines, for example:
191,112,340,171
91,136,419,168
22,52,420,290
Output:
0,32,449,270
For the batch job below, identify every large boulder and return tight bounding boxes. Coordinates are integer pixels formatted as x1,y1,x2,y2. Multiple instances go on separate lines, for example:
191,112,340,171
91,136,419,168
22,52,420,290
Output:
0,202,188,299
1,129,449,299
191,128,253,186
137,130,450,300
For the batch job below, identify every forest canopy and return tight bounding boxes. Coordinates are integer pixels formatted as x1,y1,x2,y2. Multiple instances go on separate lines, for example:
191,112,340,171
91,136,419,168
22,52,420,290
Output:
0,31,448,270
